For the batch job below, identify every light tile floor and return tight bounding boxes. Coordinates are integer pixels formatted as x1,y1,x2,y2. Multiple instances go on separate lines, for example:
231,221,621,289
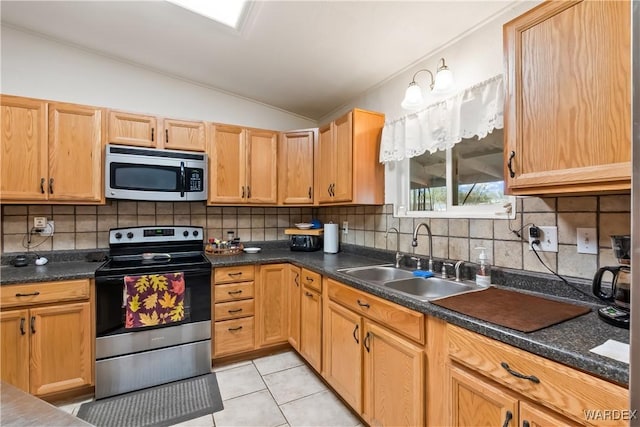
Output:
56,350,362,427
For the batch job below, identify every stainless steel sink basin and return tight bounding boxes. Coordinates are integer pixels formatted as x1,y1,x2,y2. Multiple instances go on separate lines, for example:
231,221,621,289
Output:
383,277,484,301
337,265,415,283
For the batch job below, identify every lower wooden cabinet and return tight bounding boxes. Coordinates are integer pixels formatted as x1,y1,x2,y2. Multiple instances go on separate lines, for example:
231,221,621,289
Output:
324,279,425,427
0,301,92,396
256,264,289,348
287,265,301,351
299,276,322,371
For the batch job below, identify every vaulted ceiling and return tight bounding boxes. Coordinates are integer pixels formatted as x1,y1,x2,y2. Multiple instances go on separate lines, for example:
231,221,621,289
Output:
1,1,519,120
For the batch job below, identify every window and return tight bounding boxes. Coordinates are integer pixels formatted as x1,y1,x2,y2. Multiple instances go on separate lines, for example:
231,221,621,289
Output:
394,129,515,219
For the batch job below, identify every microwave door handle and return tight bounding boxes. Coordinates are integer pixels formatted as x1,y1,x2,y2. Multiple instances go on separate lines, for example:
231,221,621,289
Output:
180,162,186,197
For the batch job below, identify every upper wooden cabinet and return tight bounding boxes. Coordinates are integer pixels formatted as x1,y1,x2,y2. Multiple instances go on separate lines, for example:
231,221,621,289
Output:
316,109,385,205
209,124,278,205
504,0,631,194
1,95,104,203
1,96,48,201
278,129,315,205
107,110,205,152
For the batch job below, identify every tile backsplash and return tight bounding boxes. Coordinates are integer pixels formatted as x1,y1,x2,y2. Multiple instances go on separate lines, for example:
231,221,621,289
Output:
1,194,631,280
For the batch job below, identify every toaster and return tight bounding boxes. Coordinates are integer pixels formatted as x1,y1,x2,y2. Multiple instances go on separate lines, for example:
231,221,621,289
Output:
290,235,322,252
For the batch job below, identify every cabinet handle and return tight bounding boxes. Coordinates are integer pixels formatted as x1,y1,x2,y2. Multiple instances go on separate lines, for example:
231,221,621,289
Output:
30,316,36,334
294,272,299,287
352,324,359,344
364,331,371,352
40,178,45,194
500,362,540,383
151,127,154,142
228,272,243,277
20,317,26,335
15,292,40,297
165,129,169,144
502,410,513,427
522,421,530,427
327,185,331,196
507,151,516,178
49,178,54,194
227,326,243,332
227,290,243,295
242,186,245,198
228,308,243,314
247,186,251,198
304,291,313,298
357,299,370,309
305,276,314,282
308,187,312,199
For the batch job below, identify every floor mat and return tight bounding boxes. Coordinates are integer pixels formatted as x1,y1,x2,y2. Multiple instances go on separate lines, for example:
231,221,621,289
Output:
77,373,223,427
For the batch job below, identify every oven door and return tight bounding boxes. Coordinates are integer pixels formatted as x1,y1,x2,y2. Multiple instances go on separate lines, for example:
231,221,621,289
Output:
96,267,211,338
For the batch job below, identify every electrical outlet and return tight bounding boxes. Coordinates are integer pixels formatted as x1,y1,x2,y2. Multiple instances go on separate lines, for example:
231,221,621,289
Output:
34,217,47,229
342,221,349,235
528,225,558,252
39,220,55,237
577,227,598,254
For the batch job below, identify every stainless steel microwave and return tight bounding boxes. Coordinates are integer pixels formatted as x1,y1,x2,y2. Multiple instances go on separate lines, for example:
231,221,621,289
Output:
105,145,207,201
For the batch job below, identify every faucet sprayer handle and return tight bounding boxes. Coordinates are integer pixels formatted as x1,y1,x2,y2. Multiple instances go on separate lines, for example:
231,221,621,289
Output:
441,262,453,279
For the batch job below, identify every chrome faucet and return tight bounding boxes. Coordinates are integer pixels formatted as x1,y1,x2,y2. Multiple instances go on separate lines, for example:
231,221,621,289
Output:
385,227,402,268
454,260,465,282
441,262,453,279
412,222,434,272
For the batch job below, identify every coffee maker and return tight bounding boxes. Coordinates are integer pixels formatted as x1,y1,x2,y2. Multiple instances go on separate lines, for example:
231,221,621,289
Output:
592,235,631,328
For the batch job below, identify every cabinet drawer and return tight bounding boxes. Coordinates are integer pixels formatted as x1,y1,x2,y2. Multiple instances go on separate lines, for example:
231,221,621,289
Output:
214,281,254,303
300,268,321,292
214,317,255,357
327,279,424,344
214,299,254,321
448,325,629,426
1,280,90,308
214,265,254,284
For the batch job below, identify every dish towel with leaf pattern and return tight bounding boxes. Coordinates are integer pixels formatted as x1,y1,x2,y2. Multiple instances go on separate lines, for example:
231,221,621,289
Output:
123,272,185,328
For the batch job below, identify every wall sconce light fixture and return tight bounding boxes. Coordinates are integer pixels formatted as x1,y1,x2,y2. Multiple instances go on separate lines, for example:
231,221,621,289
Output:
401,58,455,110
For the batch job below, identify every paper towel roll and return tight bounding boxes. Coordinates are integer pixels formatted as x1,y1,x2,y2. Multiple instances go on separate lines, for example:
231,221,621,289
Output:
324,223,339,254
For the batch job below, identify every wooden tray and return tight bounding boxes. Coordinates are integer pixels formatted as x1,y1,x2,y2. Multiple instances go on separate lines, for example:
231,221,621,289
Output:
206,244,244,256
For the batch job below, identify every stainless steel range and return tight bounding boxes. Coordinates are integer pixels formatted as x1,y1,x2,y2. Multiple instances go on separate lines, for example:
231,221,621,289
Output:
94,226,211,399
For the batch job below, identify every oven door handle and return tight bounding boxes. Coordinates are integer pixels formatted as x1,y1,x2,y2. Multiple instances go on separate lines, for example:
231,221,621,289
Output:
151,253,172,261
180,161,186,198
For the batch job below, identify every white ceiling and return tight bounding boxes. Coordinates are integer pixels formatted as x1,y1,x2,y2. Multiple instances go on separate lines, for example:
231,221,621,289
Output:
1,1,518,121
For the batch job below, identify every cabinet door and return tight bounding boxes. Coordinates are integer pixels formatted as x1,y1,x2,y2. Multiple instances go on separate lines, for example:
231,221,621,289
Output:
256,264,288,347
107,110,157,148
324,301,362,413
300,286,322,372
450,365,519,427
0,96,48,201
332,112,353,202
163,118,206,152
363,320,424,427
317,123,334,204
278,130,314,204
519,401,581,427
48,102,104,202
246,129,278,204
287,265,301,351
504,1,631,194
209,124,246,204
0,309,30,392
29,302,92,396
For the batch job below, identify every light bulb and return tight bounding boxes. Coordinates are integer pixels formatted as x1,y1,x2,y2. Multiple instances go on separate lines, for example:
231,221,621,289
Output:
401,83,424,110
433,68,454,93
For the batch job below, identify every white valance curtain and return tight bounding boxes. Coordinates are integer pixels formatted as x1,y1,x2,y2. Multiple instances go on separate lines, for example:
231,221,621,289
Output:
379,74,504,163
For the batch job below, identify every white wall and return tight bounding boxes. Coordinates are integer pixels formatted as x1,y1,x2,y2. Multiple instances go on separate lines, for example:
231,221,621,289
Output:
0,26,316,131
318,1,540,125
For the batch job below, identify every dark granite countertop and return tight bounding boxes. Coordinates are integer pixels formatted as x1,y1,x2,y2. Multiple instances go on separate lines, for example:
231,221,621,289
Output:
0,245,629,386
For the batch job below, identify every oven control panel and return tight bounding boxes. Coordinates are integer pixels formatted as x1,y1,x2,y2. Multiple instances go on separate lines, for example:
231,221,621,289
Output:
110,226,203,244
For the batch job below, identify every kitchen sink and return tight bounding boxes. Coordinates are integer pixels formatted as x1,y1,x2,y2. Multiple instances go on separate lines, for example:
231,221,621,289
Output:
337,265,415,283
383,277,485,301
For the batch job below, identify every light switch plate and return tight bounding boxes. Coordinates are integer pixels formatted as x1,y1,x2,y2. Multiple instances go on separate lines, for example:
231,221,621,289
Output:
39,220,55,237
528,225,558,252
34,217,47,229
577,227,598,254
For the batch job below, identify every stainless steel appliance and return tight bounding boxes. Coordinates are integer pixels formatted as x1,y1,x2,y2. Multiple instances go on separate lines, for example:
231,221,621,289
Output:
105,144,207,201
289,235,322,252
94,226,211,399
592,235,631,328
